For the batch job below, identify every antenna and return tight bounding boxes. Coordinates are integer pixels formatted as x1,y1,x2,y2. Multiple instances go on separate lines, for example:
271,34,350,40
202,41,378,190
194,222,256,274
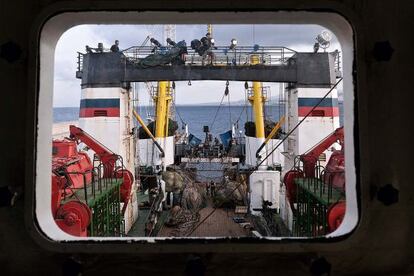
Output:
163,24,176,42
207,24,213,36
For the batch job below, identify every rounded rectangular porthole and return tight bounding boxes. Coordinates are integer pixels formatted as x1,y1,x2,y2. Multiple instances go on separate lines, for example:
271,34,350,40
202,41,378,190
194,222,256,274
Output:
33,11,357,248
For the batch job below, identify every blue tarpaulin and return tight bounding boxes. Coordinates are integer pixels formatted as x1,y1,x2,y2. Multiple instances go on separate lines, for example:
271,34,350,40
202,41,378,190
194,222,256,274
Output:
188,133,202,147
220,130,232,149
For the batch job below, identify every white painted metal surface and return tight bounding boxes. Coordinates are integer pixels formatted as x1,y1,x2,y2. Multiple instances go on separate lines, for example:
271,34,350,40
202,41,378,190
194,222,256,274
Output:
78,86,138,234
245,136,284,168
297,87,340,168
138,136,174,166
79,117,120,158
283,87,340,169
249,170,280,215
279,185,294,231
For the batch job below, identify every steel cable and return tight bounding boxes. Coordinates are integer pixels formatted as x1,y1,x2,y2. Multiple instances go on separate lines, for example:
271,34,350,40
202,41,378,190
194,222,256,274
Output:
209,91,227,131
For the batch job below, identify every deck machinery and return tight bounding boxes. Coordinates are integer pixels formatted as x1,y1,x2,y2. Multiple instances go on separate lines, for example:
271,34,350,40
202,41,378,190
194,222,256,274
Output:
73,38,343,237
52,126,133,237
284,127,345,236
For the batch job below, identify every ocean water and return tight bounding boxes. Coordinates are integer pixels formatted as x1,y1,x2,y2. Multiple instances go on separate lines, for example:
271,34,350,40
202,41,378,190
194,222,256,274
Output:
172,105,284,139
53,103,343,140
53,107,79,123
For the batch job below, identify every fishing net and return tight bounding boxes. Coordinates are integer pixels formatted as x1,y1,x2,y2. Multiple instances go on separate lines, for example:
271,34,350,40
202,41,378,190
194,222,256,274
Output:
163,168,208,236
181,182,206,211
136,40,187,68
164,205,200,237
212,176,248,208
162,171,185,193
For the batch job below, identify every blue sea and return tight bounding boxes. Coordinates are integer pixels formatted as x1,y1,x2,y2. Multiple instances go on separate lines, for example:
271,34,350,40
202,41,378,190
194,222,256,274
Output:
53,103,343,140
53,107,80,123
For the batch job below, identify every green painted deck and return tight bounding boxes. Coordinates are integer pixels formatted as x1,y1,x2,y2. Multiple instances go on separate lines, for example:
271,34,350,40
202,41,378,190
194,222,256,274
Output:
127,192,169,237
294,178,344,205
127,193,150,236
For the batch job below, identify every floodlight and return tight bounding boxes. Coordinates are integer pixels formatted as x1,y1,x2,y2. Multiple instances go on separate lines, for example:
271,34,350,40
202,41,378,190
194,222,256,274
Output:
315,30,332,50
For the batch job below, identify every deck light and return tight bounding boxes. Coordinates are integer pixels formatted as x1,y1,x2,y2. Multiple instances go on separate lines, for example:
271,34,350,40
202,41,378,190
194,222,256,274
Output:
315,30,332,52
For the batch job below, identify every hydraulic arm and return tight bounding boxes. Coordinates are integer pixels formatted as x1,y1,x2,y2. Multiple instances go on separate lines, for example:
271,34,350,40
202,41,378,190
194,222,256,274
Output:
301,126,344,177
69,125,133,213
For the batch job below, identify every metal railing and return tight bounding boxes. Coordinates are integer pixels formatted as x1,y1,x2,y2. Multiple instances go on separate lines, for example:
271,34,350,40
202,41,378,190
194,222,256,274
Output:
89,154,126,237
247,86,270,101
121,45,297,67
333,50,342,78
77,45,342,78
76,52,83,72
290,155,345,237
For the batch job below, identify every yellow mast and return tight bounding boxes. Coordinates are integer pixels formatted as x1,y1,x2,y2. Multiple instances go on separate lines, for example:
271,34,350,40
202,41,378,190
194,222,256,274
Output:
164,81,171,136
249,54,265,138
154,24,176,138
207,24,212,36
154,81,171,138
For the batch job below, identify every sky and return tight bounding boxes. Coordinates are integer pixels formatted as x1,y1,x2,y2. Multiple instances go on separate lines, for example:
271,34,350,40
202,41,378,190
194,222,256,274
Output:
53,24,341,107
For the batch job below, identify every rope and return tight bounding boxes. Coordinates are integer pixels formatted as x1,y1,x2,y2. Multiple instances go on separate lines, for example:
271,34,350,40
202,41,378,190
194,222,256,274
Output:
226,81,232,129
255,78,343,170
234,100,248,125
209,91,227,131
174,103,186,126
228,89,232,129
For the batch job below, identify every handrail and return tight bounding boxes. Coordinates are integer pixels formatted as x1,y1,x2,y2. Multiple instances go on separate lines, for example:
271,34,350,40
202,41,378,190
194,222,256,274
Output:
121,45,297,66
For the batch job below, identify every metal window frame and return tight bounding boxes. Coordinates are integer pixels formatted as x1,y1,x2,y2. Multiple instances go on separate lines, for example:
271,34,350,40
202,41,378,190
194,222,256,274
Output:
25,4,360,253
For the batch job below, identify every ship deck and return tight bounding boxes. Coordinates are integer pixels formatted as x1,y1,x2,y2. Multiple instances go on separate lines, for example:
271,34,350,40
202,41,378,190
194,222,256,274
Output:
159,204,251,238
127,192,251,238
127,192,169,237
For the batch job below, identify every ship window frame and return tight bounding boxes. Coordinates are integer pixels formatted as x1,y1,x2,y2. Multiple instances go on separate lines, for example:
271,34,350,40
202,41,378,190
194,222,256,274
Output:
28,8,359,253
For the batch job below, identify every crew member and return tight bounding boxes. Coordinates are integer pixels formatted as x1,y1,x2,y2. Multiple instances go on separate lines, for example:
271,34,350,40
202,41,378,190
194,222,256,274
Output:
110,40,120,52
200,33,215,65
166,38,176,46
150,37,162,52
210,181,216,197
206,182,211,197
313,42,319,53
97,43,104,53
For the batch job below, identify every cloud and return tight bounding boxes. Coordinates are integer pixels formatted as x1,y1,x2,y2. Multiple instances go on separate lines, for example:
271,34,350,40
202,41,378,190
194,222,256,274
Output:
54,24,342,106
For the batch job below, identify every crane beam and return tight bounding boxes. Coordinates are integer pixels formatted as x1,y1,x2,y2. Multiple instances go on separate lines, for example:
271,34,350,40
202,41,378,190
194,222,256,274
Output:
78,52,336,86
